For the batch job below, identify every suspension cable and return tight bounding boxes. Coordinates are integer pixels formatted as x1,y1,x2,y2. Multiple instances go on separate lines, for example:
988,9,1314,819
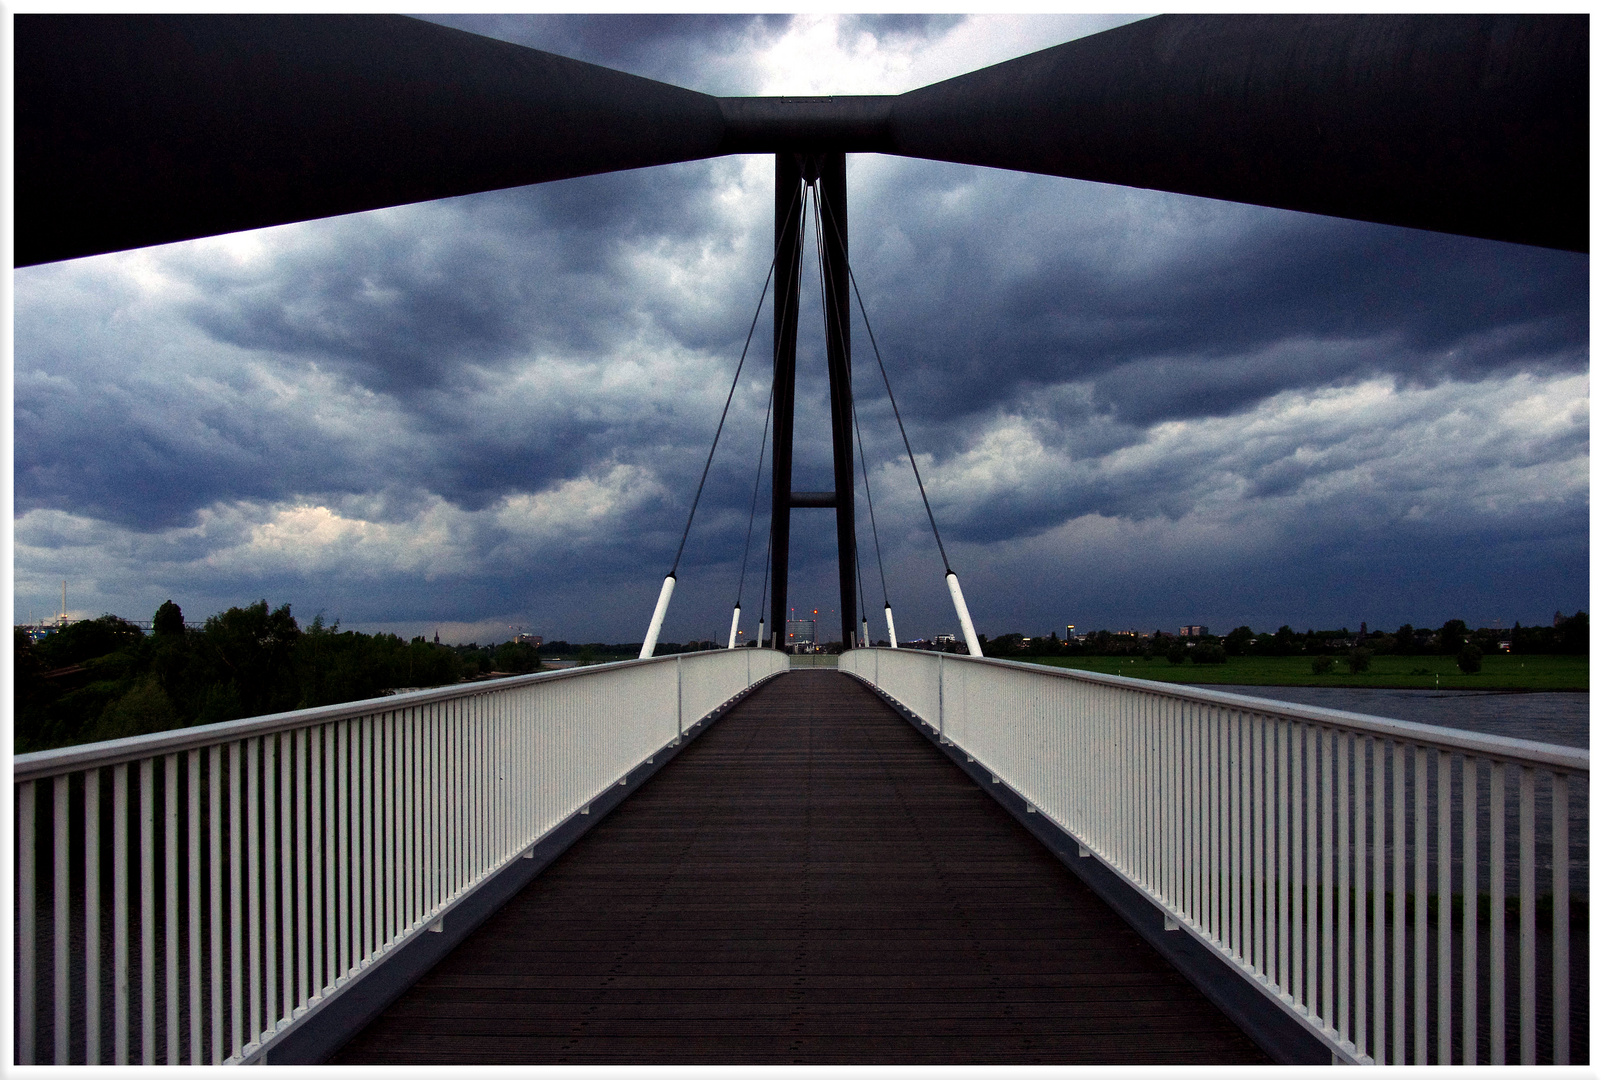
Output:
734,379,775,605
667,181,804,576
852,397,891,607
757,529,772,637
809,184,873,641
813,183,954,573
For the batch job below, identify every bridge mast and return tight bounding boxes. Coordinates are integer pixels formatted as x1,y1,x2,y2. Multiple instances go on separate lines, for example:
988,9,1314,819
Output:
770,152,858,650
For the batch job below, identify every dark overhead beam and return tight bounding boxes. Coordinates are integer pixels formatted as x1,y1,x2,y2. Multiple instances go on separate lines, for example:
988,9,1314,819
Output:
15,14,727,266
15,13,1586,267
890,14,1587,253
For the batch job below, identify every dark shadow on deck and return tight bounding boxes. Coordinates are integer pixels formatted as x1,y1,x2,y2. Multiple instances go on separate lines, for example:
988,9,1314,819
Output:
331,670,1270,1064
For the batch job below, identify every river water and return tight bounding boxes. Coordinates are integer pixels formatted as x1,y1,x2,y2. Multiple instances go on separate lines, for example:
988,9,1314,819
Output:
1198,685,1589,750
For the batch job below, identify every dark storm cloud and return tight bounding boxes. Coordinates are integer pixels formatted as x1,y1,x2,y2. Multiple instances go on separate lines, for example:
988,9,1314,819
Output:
13,15,1588,641
845,161,1586,434
180,161,752,395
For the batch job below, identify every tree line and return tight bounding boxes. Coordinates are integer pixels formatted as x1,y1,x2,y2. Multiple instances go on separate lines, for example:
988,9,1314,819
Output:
14,600,541,754
982,613,1589,668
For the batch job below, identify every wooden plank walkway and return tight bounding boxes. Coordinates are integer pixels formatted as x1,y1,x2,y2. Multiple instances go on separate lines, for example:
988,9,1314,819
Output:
331,670,1271,1064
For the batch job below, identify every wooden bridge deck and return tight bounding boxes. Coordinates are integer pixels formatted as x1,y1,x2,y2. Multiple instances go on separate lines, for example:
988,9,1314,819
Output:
331,670,1270,1064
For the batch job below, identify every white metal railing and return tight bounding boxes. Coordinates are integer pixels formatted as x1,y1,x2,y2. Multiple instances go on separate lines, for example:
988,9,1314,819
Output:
12,648,787,1065
841,648,1587,1065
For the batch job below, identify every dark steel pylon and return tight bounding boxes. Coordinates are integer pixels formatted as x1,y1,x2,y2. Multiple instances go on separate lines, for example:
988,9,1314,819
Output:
770,152,857,649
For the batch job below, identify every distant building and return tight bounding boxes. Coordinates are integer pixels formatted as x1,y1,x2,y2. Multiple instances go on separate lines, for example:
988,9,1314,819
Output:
786,619,816,646
1179,625,1209,638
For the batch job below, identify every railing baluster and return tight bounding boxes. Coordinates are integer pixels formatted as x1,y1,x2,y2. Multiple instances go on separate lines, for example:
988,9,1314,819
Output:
86,769,102,1065
1371,737,1385,1064
1391,742,1404,1064
1489,761,1505,1064
1518,764,1535,1064
229,741,243,1061
1307,723,1318,1012
337,721,350,986
361,716,372,964
280,732,294,1027
312,726,325,999
383,714,394,947
400,711,410,938
1354,734,1367,1060
247,737,261,1048
1291,723,1303,1012
1277,720,1288,997
1437,749,1451,1064
140,758,155,1063
296,727,308,1013
1461,754,1477,1065
54,774,71,1065
113,764,129,1063
210,747,224,1064
264,734,278,1042
1337,730,1349,1042
1413,745,1426,1063
1322,726,1334,1028
19,780,37,1065
188,751,202,1066
1551,772,1569,1065
165,754,179,1065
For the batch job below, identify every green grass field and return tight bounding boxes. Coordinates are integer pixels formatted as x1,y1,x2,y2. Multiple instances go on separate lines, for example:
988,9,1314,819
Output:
1017,653,1587,691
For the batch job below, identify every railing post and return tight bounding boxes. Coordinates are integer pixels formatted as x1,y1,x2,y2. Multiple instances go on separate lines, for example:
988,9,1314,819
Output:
676,655,684,737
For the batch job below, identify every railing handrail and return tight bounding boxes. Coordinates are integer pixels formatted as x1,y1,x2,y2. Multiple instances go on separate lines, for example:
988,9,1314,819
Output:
849,648,1589,773
13,650,758,783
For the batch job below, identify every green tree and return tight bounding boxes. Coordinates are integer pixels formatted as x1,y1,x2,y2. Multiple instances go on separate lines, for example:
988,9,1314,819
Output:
1223,626,1255,656
92,675,180,741
1270,625,1299,656
1457,644,1483,674
1392,624,1416,655
1438,619,1468,655
492,640,541,674
153,599,185,638
36,614,144,669
1556,611,1588,655
190,600,302,723
1311,655,1335,674
1346,648,1372,674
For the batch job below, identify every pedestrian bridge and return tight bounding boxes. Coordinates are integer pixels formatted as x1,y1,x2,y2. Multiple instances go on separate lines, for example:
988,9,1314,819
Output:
13,649,1587,1064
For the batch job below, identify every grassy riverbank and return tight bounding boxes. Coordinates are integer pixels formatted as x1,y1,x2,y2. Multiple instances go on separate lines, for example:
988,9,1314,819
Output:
1020,653,1587,691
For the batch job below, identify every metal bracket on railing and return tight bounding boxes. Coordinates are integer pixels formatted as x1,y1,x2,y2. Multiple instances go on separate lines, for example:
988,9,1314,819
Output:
1077,844,1090,858
428,919,444,933
1164,916,1179,932
580,804,591,816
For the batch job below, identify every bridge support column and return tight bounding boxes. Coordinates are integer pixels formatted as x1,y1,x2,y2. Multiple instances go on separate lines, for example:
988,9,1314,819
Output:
769,154,802,649
769,152,858,651
819,153,858,650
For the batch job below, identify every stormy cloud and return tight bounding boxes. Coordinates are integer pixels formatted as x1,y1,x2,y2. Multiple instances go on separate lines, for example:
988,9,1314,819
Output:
13,15,1587,646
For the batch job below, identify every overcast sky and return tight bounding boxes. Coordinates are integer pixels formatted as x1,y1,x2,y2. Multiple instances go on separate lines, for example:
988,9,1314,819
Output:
12,14,1589,646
